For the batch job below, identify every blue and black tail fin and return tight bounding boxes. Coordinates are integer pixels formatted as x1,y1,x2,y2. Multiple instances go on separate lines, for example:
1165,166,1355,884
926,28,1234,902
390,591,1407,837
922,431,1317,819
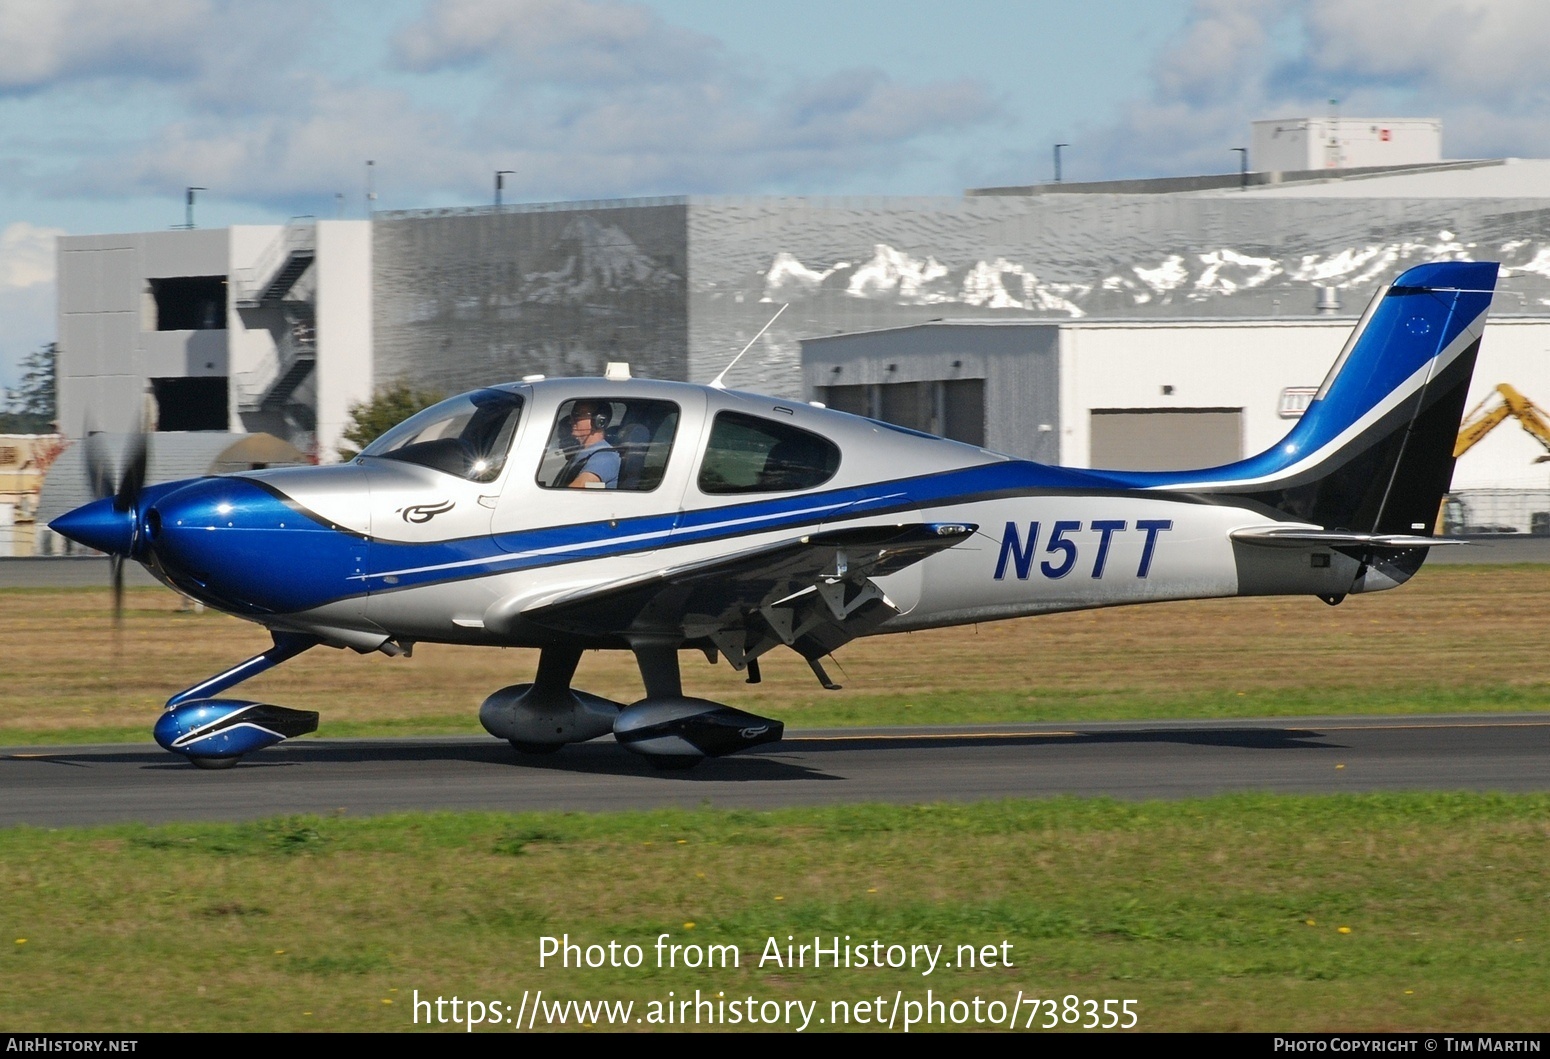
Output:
1120,260,1498,536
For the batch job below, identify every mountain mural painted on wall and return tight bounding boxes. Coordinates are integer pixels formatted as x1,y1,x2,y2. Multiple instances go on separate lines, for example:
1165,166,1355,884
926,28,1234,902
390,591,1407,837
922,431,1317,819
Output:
521,216,682,305
755,231,1550,318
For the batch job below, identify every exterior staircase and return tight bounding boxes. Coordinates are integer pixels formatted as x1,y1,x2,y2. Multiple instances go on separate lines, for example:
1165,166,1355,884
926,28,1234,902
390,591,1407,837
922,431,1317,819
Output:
236,218,320,415
234,218,316,308
239,302,316,415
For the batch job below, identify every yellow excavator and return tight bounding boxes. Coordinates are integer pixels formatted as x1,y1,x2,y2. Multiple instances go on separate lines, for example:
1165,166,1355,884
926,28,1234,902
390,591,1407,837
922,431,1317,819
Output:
1454,383,1550,460
1440,383,1550,534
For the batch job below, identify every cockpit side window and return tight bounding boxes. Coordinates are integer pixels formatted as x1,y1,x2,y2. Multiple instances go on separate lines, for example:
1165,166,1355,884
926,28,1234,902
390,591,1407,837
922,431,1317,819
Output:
697,411,841,494
361,389,523,483
536,398,681,491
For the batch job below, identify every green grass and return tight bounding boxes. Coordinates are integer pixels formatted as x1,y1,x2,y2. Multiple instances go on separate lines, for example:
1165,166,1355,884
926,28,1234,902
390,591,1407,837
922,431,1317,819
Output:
3,794,1548,1031
7,565,1550,745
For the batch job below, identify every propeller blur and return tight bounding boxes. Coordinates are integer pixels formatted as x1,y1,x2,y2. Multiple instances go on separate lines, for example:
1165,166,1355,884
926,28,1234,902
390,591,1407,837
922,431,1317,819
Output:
73,425,150,623
52,262,1499,769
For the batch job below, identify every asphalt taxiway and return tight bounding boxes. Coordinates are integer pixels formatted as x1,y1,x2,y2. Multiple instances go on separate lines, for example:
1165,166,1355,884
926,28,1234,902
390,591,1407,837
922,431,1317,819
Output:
3,714,1547,827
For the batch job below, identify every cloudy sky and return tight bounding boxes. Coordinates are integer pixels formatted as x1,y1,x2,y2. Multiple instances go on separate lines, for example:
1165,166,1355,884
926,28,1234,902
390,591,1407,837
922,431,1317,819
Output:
2,0,1548,390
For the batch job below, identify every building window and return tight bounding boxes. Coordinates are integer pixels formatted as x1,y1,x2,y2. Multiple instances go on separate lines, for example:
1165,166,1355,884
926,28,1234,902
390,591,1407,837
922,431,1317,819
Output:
1089,407,1243,471
152,377,229,431
942,379,985,446
821,385,870,418
150,276,227,331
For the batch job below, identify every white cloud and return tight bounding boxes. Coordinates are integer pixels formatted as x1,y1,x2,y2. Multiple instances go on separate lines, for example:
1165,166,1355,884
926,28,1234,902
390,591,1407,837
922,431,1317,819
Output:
71,2,996,207
0,0,213,91
393,0,723,87
378,0,996,197
1,0,995,212
1072,0,1550,181
1151,0,1278,106
0,0,322,125
1303,0,1550,102
775,69,992,150
92,77,479,204
0,222,63,289
1297,0,1550,159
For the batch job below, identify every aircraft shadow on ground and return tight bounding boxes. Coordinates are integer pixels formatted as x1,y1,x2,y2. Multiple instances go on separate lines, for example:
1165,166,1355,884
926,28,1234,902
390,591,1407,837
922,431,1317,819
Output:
783,728,1345,754
8,725,1341,781
10,741,832,782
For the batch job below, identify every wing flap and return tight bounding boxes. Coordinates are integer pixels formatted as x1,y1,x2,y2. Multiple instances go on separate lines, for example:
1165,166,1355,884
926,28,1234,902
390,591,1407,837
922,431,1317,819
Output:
1231,526,1468,549
518,522,976,646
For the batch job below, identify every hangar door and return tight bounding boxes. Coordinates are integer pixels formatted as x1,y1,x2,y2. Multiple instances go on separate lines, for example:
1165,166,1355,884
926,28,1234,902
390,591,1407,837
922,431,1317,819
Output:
1090,407,1242,471
820,380,985,446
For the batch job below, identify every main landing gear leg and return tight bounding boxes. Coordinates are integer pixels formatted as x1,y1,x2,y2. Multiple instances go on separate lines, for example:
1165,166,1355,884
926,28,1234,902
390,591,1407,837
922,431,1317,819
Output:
533,643,585,699
632,643,683,699
154,632,322,768
510,645,584,754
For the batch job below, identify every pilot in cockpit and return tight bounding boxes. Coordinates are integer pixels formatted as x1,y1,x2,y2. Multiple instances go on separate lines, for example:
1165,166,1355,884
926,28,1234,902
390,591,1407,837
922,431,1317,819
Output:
555,401,619,488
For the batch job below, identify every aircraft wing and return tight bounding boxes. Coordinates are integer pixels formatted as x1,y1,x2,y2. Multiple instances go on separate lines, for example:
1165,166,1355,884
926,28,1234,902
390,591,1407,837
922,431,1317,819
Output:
517,521,976,664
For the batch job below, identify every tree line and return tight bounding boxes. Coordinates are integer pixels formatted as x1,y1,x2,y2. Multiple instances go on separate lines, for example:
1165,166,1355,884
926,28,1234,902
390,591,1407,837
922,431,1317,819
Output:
1,342,56,434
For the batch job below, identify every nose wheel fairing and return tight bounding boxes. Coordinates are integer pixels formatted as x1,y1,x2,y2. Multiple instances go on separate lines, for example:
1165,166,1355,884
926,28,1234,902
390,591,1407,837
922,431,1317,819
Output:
154,700,320,760
152,633,322,766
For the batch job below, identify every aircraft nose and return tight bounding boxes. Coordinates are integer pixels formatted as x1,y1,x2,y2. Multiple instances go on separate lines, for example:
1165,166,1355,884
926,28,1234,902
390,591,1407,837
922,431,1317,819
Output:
142,476,366,615
50,496,136,556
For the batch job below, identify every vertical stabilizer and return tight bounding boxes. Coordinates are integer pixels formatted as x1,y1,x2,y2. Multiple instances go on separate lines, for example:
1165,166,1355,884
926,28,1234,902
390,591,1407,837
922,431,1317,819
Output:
1120,261,1498,535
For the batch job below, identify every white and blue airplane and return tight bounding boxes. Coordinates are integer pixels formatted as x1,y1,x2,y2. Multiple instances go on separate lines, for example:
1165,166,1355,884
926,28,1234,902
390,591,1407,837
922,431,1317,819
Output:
51,261,1498,769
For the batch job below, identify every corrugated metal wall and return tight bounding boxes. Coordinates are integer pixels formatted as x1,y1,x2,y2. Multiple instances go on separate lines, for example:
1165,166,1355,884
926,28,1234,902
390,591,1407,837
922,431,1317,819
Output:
373,202,689,394
802,322,1061,463
372,191,1550,408
689,193,1550,399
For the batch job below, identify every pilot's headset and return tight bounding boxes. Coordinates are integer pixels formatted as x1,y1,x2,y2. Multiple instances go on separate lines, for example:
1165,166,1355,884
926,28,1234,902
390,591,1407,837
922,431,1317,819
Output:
574,402,611,433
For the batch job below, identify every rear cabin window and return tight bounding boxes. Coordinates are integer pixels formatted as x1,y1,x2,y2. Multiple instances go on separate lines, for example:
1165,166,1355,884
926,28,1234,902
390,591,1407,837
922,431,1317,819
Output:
697,411,841,494
535,398,681,491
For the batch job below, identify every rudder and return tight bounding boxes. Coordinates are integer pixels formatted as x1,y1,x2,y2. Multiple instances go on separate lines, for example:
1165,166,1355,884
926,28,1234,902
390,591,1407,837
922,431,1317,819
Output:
1126,261,1498,535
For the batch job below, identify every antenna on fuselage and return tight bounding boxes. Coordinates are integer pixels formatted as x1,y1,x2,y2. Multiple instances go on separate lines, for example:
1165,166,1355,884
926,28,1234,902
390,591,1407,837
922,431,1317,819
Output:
708,303,788,390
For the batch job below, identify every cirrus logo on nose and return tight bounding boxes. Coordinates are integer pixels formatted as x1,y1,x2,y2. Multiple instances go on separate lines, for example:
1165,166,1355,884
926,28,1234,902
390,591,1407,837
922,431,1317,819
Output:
398,500,456,524
739,725,770,739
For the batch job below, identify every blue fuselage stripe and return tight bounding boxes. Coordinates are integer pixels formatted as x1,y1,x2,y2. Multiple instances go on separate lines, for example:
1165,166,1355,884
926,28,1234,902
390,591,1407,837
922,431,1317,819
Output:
145,460,1141,615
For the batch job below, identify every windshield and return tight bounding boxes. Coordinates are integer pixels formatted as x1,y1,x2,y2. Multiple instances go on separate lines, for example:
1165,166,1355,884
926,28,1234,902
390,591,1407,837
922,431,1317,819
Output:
361,388,524,483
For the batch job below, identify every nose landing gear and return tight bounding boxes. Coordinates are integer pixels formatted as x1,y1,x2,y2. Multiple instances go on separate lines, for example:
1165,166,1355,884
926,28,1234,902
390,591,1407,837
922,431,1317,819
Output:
155,633,320,768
